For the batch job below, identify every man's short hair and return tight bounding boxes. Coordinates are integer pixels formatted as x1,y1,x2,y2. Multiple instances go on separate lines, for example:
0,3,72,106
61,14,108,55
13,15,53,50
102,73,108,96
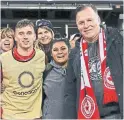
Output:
75,4,98,17
15,19,34,30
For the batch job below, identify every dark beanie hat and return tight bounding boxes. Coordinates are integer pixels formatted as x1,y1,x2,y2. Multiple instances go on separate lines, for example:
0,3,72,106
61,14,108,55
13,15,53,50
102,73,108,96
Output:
36,19,54,37
36,19,54,31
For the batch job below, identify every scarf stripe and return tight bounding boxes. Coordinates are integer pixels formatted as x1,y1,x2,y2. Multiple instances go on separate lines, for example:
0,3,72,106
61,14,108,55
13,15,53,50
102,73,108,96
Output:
99,29,105,62
78,28,118,119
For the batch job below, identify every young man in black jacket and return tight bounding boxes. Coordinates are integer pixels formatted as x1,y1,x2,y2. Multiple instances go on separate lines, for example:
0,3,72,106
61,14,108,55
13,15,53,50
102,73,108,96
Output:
66,4,123,119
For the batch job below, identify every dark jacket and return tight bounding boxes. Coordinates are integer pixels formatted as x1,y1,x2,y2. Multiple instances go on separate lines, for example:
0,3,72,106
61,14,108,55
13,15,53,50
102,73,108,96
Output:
65,27,123,118
42,60,76,119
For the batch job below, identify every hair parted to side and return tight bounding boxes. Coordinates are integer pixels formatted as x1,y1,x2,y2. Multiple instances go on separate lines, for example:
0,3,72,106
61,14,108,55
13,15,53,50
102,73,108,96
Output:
75,4,101,24
1,27,14,39
50,38,70,53
15,19,34,30
75,4,98,17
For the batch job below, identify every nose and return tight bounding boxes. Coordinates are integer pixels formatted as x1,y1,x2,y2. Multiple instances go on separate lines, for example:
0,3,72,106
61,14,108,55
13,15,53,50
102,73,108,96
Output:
58,49,63,54
23,34,28,39
41,33,45,38
84,21,89,28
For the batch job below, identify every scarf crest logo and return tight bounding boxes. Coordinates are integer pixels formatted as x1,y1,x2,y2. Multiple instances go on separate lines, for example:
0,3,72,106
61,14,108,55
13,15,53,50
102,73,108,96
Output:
104,67,115,89
81,95,95,118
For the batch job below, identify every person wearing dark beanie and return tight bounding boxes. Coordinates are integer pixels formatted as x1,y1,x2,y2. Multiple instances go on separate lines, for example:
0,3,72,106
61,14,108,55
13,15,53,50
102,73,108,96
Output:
35,19,55,64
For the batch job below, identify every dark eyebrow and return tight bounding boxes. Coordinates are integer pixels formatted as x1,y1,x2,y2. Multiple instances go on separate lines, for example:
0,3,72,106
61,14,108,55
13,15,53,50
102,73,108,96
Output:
18,31,24,34
53,47,58,50
38,32,42,34
27,31,32,33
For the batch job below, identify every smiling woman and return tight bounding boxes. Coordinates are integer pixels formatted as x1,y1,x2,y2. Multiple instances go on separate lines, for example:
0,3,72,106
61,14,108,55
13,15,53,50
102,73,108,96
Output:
42,38,76,119
51,39,69,66
0,27,14,54
35,19,55,64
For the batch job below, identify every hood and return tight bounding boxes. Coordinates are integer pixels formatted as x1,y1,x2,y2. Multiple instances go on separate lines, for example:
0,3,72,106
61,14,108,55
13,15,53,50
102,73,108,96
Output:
50,60,66,76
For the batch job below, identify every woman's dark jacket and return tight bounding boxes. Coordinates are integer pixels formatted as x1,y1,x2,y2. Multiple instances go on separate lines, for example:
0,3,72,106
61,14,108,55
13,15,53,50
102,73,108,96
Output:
65,27,123,118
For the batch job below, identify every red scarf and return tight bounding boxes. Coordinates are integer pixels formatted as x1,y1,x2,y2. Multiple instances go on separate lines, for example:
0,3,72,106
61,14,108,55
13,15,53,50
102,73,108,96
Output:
78,29,118,119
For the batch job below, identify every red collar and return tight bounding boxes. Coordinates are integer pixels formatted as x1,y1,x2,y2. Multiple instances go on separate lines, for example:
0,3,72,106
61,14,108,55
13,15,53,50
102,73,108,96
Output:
12,47,35,62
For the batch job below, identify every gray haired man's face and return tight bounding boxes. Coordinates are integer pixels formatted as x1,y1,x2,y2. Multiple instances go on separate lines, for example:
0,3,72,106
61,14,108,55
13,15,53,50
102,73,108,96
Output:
76,7,100,43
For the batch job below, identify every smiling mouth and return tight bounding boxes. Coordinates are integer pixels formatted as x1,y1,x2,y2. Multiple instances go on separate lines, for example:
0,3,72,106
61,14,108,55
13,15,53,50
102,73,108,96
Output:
3,44,10,49
41,39,46,42
4,43,10,45
57,55,64,58
4,42,11,47
23,41,29,44
84,29,92,33
41,38,49,42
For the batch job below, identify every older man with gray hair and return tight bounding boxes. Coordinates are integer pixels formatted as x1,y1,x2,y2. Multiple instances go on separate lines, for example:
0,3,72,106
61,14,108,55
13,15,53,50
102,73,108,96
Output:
66,4,123,119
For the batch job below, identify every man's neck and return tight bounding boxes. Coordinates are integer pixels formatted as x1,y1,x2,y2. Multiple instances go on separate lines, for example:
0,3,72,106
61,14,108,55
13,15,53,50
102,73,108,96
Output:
84,34,99,43
17,47,33,56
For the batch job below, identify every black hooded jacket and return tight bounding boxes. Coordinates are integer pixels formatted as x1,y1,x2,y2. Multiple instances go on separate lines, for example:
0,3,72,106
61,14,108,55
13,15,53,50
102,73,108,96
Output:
65,27,123,118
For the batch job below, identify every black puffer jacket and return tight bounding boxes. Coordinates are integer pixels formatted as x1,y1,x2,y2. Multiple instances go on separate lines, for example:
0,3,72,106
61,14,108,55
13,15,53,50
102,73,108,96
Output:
65,27,123,118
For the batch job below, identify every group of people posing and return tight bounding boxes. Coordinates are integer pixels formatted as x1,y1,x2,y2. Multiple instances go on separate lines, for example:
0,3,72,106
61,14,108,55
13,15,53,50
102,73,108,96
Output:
0,4,123,120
